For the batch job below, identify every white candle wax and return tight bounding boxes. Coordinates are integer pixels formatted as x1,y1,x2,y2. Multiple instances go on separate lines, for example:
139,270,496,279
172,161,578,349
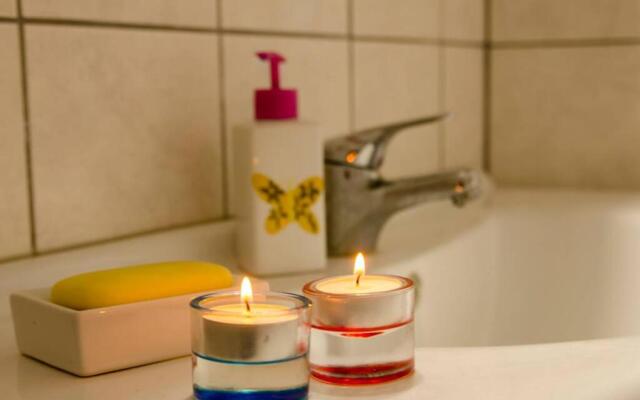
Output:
204,303,297,325
315,275,404,294
197,302,303,362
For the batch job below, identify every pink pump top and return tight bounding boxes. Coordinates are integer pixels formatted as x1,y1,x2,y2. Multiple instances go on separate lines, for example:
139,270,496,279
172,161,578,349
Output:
254,52,298,120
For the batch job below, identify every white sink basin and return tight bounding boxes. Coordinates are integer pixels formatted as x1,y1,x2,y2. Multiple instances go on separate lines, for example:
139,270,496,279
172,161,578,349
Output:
270,188,640,347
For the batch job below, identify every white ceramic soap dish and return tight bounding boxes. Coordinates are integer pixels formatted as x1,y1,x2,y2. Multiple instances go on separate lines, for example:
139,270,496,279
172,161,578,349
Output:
10,278,268,376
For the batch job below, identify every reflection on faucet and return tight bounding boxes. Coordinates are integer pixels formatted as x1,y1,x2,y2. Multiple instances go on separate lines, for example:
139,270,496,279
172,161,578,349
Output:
324,115,483,256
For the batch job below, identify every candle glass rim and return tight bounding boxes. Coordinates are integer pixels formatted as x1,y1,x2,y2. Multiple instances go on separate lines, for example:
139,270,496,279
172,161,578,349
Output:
190,290,311,315
303,274,414,298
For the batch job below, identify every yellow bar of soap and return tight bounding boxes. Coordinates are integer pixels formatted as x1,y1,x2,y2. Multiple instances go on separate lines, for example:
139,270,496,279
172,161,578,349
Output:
51,261,233,310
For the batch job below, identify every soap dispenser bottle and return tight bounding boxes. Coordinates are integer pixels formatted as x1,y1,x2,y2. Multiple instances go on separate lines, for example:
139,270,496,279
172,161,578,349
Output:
232,51,327,276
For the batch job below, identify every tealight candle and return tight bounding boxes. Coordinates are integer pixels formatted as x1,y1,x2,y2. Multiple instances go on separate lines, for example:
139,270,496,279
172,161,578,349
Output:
191,278,311,400
303,253,415,385
315,254,404,294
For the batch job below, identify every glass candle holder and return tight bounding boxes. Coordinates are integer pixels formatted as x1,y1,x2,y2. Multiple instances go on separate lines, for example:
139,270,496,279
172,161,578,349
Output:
303,275,415,385
190,290,311,400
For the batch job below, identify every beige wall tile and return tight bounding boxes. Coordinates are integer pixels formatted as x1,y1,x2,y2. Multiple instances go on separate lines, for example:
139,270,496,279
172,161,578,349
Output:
492,0,640,41
0,0,16,17
443,0,485,41
354,43,440,131
354,42,441,178
444,47,484,169
222,0,346,34
27,26,223,251
0,24,31,259
491,47,640,189
223,35,349,209
353,0,439,39
23,0,216,28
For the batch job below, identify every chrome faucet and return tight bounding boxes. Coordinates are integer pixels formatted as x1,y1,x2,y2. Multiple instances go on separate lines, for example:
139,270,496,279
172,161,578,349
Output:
324,114,483,256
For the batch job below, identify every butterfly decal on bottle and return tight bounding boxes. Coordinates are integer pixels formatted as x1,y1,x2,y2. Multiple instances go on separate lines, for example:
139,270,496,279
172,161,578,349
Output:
252,173,324,235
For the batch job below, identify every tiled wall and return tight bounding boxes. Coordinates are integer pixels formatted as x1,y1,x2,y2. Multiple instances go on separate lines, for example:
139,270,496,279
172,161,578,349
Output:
0,0,485,262
490,0,640,189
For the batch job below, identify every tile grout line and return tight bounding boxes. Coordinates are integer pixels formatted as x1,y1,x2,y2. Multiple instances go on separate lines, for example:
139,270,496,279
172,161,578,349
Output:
0,217,226,265
0,253,33,265
222,27,344,41
491,37,640,49
482,0,493,172
354,34,481,48
15,0,38,255
346,0,355,133
440,39,485,48
22,16,218,33
4,16,640,48
437,0,447,169
215,0,230,218
17,16,486,47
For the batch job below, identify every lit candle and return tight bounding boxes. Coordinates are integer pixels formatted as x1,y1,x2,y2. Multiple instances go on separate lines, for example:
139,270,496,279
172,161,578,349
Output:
191,278,311,400
303,253,415,385
203,277,296,324
314,253,404,294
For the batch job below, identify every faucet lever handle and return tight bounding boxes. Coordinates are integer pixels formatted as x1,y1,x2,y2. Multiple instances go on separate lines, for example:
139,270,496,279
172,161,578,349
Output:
325,113,448,170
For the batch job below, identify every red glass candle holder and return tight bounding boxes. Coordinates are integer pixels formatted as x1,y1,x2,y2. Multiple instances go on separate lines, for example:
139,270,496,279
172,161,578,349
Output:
303,275,415,385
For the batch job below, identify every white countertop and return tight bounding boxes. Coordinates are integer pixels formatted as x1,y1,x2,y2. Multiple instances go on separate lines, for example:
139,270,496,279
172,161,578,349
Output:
3,324,640,400
2,208,640,399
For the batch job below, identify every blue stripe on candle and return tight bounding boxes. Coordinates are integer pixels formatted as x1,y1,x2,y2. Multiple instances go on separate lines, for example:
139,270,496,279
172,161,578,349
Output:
193,352,307,365
194,385,308,400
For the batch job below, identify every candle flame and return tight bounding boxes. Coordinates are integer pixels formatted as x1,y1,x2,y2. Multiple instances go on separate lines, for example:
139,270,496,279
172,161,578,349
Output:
354,252,365,287
240,277,253,314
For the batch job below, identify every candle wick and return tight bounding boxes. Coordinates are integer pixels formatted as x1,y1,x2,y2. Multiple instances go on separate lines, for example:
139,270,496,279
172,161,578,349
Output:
244,299,251,314
355,272,362,287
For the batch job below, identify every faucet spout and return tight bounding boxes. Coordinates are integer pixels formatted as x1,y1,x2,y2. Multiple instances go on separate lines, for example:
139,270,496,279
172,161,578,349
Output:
324,166,483,256
381,168,482,213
